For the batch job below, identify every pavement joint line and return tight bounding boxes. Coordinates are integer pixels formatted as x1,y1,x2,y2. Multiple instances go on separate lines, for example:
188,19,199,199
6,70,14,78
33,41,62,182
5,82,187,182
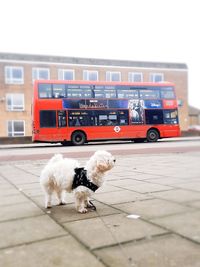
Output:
12,164,39,177
148,194,200,206
147,217,200,246
0,234,69,252
112,201,197,220
92,232,172,252
44,207,109,267
110,184,177,194
0,213,46,224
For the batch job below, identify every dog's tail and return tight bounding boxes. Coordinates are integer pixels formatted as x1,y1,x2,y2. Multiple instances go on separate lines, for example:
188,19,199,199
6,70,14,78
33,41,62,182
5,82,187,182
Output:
47,154,63,165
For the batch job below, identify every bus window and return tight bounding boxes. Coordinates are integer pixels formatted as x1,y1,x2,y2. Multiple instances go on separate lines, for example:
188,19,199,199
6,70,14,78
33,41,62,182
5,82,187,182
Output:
117,89,139,99
67,89,83,98
104,89,117,98
161,90,175,99
139,89,160,99
94,89,116,98
58,110,66,127
94,89,105,98
163,109,178,124
40,110,56,127
68,110,128,127
145,110,164,124
118,110,129,125
53,84,66,98
38,84,52,98
67,88,92,98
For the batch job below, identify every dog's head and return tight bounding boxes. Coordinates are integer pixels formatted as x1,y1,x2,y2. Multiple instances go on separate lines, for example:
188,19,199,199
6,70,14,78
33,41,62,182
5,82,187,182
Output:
91,150,116,173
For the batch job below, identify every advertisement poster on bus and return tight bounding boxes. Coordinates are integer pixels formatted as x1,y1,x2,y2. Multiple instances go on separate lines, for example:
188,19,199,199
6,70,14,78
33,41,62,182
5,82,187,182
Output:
128,99,144,124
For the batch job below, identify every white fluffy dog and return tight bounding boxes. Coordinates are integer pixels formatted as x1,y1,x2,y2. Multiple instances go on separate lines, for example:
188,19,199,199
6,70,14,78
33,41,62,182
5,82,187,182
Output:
40,150,115,213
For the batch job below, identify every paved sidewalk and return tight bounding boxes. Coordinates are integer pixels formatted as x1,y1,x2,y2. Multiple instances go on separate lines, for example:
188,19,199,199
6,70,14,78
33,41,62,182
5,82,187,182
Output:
0,151,200,266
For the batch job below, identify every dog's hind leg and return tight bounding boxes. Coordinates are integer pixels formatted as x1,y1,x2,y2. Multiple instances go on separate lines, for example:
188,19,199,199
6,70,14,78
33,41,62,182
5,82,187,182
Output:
44,190,53,209
56,189,66,206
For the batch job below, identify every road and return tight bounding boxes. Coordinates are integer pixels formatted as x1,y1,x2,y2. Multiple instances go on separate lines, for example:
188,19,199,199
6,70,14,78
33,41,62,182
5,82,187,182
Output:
0,137,200,162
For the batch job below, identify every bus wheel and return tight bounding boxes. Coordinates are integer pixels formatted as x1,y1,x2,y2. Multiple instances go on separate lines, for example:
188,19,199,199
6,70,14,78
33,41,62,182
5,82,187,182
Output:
147,129,159,142
71,131,86,146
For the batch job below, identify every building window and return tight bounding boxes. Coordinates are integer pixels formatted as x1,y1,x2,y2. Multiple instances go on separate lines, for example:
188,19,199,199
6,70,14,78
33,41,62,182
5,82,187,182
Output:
83,70,98,81
106,71,121,81
150,73,164,82
6,94,24,111
5,66,24,84
32,68,50,83
58,69,74,80
7,120,25,137
128,72,143,82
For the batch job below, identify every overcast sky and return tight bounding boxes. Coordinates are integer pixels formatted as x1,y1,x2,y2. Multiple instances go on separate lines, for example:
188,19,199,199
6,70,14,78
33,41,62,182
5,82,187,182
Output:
0,0,199,109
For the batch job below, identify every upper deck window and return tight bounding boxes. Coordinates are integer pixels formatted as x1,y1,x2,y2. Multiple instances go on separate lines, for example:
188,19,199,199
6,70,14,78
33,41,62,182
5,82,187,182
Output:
67,88,92,98
38,84,52,98
161,89,175,99
94,89,116,98
117,89,139,99
139,89,160,99
52,84,66,98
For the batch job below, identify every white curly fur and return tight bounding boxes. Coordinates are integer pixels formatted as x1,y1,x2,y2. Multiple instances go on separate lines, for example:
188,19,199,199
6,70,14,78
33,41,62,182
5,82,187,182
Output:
40,150,115,213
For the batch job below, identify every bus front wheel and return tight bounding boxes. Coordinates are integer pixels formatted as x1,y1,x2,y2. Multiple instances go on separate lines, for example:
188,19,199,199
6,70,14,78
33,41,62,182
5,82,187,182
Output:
71,131,86,146
147,129,159,142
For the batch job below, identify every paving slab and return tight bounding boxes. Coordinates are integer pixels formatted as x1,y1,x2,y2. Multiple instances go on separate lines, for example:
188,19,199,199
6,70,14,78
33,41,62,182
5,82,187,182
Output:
0,236,104,267
174,181,200,192
94,234,200,267
63,213,168,250
48,201,120,223
119,182,173,193
151,189,200,203
114,198,192,219
92,190,152,205
0,215,67,249
0,194,30,206
151,211,200,244
0,202,44,222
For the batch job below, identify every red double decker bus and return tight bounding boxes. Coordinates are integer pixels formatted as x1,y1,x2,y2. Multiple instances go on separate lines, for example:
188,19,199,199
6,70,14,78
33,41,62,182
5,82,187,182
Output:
32,80,180,145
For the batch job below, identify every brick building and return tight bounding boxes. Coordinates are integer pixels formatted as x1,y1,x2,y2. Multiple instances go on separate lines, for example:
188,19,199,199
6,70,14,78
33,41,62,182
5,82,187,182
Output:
0,52,188,141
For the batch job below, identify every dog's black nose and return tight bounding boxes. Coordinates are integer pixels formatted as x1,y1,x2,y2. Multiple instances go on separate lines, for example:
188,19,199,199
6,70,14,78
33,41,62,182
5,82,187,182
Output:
113,159,116,163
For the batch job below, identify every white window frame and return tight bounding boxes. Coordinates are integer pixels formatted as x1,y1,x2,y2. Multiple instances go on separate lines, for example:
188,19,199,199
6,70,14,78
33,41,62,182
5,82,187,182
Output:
128,72,143,82
5,66,24,84
58,69,75,80
83,70,98,81
106,71,121,82
32,68,50,83
7,120,25,137
150,73,164,82
6,93,25,111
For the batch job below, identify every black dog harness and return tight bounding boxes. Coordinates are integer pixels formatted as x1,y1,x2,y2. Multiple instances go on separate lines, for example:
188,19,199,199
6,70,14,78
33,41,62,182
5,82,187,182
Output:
72,167,99,192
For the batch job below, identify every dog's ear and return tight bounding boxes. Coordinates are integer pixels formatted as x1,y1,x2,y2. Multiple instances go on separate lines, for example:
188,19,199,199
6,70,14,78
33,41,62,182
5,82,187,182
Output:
97,160,107,171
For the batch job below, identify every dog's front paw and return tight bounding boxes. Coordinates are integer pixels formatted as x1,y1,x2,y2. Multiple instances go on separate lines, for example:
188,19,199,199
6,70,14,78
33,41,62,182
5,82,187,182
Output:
78,207,88,213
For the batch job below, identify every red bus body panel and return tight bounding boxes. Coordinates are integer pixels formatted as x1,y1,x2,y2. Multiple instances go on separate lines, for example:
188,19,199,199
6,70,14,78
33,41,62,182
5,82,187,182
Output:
32,80,181,143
